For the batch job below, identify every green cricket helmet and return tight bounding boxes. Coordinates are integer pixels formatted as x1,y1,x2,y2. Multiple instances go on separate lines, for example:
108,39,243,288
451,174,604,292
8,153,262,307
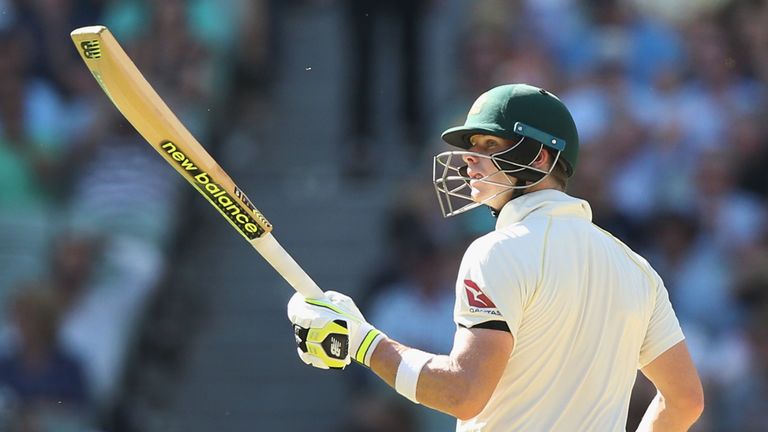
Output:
433,84,579,217
442,83,579,176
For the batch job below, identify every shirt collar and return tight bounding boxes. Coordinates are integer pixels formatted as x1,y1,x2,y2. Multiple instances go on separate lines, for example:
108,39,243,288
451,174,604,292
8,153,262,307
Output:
495,189,593,229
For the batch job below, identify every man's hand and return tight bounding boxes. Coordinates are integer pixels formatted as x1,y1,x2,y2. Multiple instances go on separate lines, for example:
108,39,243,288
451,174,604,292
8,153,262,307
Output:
287,291,386,369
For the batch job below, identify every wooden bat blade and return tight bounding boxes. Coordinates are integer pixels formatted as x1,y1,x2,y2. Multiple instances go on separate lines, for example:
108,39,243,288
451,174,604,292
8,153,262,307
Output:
70,25,272,240
70,25,323,299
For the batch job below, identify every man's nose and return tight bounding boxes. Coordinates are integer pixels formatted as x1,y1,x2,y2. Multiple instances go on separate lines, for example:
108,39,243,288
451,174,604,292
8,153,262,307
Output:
462,152,479,165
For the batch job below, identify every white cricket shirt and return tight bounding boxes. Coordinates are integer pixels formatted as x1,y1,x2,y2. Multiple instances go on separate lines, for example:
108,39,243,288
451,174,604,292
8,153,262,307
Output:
454,189,684,431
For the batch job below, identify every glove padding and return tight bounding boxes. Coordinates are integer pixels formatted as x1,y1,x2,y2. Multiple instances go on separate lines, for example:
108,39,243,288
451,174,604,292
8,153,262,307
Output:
287,291,385,369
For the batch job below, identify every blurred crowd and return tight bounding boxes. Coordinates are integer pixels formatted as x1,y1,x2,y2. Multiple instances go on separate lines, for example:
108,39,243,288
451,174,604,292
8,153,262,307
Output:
0,0,273,430
1,0,767,431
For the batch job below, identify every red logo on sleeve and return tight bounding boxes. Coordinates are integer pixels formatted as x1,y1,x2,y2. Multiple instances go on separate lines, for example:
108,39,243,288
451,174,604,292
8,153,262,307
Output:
464,279,497,308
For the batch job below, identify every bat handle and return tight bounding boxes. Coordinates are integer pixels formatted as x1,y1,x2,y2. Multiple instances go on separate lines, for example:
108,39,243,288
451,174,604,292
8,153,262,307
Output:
250,234,325,299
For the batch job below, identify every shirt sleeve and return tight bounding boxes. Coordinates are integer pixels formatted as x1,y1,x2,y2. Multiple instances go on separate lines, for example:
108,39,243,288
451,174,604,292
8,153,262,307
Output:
453,235,536,339
638,274,685,368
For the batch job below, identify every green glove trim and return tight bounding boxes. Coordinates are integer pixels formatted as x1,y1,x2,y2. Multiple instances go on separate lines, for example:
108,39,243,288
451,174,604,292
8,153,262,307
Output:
305,298,354,320
355,328,383,365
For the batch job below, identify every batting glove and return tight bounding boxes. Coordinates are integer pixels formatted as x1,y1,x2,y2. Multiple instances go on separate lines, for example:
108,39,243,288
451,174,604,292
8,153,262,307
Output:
287,291,386,369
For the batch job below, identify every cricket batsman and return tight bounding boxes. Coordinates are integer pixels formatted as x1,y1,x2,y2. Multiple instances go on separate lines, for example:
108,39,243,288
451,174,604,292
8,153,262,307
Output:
287,84,704,431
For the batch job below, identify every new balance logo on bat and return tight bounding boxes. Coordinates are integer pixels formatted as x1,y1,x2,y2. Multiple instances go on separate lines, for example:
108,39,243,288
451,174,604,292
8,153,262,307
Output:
80,40,101,58
464,279,497,308
160,140,268,239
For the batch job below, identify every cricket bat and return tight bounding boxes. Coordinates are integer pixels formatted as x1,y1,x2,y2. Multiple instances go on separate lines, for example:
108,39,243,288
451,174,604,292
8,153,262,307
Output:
70,25,324,299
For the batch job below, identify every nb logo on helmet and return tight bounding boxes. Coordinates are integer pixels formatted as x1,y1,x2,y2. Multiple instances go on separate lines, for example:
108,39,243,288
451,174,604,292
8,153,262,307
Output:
80,40,101,59
468,93,488,115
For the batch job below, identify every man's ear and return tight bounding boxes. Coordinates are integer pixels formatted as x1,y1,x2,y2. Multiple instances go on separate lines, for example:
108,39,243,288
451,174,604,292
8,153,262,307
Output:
532,147,552,170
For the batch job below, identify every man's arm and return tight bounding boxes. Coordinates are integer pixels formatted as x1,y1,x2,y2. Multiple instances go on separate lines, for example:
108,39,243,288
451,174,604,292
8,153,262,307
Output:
287,291,513,419
370,326,513,420
637,340,704,432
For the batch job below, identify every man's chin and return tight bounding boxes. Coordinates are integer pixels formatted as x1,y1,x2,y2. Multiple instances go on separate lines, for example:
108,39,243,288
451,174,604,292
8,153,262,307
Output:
475,189,515,209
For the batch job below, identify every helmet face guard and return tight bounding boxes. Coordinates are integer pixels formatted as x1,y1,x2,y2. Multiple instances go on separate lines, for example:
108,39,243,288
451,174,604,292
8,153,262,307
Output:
432,123,563,218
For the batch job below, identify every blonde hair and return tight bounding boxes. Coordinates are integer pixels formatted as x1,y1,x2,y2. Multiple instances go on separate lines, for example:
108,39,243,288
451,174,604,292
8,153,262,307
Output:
546,151,569,191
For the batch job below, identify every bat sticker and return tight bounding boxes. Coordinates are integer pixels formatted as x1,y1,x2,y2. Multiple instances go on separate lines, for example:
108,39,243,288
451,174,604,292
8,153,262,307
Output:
161,140,268,239
80,40,101,58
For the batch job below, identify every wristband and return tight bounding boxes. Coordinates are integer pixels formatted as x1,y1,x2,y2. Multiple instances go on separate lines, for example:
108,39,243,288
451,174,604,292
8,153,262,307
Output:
355,327,385,367
394,349,432,404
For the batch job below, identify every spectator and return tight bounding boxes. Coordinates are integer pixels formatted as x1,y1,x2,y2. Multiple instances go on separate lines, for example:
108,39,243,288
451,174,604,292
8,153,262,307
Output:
693,149,766,253
367,237,455,355
0,29,56,209
720,302,768,431
0,283,89,429
49,234,101,312
644,211,735,333
732,114,768,199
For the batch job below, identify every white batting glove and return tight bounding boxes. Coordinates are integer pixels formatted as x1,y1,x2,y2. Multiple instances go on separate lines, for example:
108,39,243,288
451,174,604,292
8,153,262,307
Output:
287,291,386,369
